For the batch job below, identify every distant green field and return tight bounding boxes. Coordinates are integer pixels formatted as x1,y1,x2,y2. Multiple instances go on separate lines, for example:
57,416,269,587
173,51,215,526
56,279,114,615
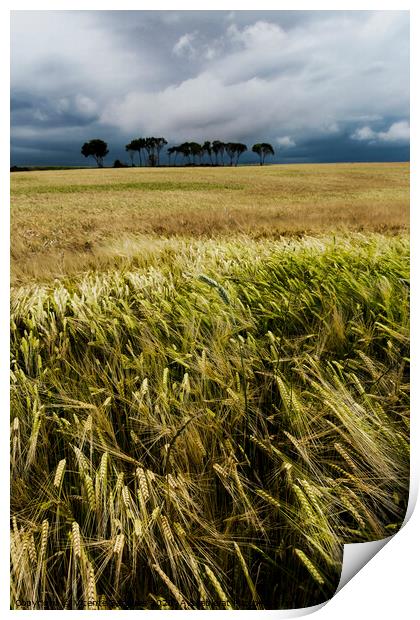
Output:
12,180,245,195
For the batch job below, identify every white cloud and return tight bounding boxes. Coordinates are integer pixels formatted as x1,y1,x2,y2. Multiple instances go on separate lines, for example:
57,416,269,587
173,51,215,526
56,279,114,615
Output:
351,121,409,144
74,94,97,117
351,126,377,141
378,120,410,142
172,32,197,58
11,11,409,154
102,12,408,144
276,136,296,148
227,20,286,49
204,45,218,61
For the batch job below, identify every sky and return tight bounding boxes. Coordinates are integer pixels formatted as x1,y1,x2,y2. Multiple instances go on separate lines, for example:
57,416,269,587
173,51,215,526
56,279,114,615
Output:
10,10,410,166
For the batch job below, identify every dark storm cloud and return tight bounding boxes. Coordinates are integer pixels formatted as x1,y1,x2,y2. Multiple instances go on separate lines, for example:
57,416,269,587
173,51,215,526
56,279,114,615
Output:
12,92,99,130
11,10,409,165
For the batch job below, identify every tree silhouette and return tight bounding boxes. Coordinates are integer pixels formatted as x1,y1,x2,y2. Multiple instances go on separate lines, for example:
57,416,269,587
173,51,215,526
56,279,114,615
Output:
212,140,223,166
202,141,213,165
167,146,176,166
252,143,275,165
81,139,109,168
125,138,144,165
219,142,226,166
155,137,168,166
189,142,202,165
235,143,248,166
225,142,239,166
125,141,136,166
178,142,192,165
136,138,146,166
174,146,182,166
144,137,157,166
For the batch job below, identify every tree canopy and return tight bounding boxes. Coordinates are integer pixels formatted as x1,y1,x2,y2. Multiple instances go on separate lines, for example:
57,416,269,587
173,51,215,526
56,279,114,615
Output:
225,142,248,166
251,143,275,165
81,139,109,168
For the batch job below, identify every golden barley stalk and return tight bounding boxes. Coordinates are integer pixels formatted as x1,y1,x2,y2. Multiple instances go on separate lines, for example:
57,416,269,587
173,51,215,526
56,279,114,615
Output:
340,494,366,529
72,522,82,558
293,484,313,520
334,442,357,471
113,533,125,555
99,451,108,486
150,506,161,523
189,555,210,609
167,473,178,489
294,549,325,585
140,377,148,396
73,446,89,475
116,471,125,493
122,485,131,510
233,542,260,608
40,519,49,559
12,516,21,547
84,474,96,511
204,564,233,610
136,467,150,502
86,562,97,610
147,469,156,482
255,488,282,510
134,519,143,537
152,563,190,610
160,515,174,543
53,458,66,488
26,416,41,468
32,519,49,597
108,488,115,520
27,532,37,564
113,534,125,590
213,463,228,478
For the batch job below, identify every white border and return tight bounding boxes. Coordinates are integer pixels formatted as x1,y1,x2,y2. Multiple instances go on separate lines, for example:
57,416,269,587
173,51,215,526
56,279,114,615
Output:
2,2,417,618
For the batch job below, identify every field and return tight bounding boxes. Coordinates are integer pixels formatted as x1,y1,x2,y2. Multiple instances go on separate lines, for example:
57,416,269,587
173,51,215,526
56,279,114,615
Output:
10,164,410,610
11,163,408,283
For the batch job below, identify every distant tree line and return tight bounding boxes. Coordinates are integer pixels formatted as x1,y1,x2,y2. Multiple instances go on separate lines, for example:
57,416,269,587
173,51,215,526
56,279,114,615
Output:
81,137,275,168
124,137,168,167
165,140,249,167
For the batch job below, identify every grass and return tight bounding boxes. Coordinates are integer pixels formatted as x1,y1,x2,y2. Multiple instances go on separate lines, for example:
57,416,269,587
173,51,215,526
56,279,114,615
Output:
10,231,409,609
11,180,245,195
11,163,408,284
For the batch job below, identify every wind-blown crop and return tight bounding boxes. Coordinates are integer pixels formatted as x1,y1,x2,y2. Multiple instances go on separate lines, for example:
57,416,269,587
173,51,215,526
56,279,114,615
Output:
10,234,409,609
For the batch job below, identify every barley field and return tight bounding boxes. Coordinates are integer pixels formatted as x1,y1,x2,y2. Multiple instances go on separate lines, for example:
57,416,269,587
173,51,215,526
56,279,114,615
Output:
11,163,408,283
10,164,410,609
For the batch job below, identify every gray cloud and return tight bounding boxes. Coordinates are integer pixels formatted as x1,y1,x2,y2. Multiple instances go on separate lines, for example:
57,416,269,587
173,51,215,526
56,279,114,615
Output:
11,10,409,165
